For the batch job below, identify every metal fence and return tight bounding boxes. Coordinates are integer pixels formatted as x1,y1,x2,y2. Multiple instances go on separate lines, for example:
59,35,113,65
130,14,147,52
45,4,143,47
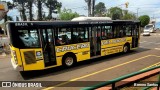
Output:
81,65,160,90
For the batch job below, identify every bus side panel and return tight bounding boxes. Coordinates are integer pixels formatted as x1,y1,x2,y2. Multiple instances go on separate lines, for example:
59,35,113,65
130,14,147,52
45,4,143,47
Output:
55,42,90,63
20,49,45,71
101,37,132,56
75,50,90,62
56,57,63,66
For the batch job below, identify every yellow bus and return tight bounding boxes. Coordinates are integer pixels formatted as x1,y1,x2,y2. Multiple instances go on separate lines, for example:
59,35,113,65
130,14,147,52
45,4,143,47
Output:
7,17,140,71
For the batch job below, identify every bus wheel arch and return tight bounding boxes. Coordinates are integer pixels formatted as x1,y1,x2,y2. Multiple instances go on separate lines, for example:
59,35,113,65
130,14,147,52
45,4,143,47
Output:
62,52,77,67
123,42,130,53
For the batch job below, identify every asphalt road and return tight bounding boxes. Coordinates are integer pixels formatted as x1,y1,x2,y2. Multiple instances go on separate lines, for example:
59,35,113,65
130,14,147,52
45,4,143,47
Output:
0,31,160,90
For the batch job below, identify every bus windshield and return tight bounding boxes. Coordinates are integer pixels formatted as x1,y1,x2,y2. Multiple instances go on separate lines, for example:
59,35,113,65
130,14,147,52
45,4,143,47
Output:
11,29,41,48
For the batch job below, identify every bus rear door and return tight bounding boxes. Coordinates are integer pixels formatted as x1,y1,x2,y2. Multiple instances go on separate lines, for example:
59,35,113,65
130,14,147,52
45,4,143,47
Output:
132,24,139,48
90,26,101,56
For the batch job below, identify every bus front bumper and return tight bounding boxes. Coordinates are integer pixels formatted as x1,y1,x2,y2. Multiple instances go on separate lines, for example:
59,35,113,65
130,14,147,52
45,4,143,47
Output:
11,58,23,71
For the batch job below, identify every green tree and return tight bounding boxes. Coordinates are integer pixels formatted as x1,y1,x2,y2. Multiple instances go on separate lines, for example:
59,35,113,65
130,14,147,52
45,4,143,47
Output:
45,0,62,20
25,0,34,21
3,1,14,22
13,0,27,21
16,16,20,21
108,7,123,20
7,1,14,9
122,10,136,20
2,1,14,35
7,16,13,21
94,2,106,16
42,13,46,20
138,15,150,27
59,8,79,20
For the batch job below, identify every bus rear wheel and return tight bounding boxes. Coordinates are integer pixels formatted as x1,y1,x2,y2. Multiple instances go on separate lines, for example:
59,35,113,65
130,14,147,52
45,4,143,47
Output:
63,56,75,67
123,45,129,53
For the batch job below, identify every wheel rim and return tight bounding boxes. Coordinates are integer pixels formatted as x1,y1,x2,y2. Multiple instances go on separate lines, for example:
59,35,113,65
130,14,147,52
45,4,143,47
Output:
124,46,128,52
65,57,74,66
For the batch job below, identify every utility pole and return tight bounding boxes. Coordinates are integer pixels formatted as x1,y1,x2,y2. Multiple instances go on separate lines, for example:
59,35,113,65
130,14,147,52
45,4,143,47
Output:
86,0,91,17
91,0,95,17
137,8,140,19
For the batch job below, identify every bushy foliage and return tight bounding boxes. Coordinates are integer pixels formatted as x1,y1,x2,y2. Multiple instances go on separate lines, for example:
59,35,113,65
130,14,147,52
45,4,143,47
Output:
138,15,150,27
59,8,79,20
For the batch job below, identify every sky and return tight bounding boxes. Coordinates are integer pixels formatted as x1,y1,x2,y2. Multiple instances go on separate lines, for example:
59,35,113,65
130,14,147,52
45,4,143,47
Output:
3,0,160,27
58,0,160,21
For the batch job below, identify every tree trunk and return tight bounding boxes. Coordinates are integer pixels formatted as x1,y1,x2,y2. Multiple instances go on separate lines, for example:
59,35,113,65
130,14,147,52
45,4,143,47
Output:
29,2,33,21
91,0,95,17
22,3,27,21
4,14,7,22
88,0,91,17
48,5,52,20
37,0,42,21
4,15,7,35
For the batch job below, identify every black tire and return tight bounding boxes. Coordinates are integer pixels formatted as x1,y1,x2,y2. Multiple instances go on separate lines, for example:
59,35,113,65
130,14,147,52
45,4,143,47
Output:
62,55,75,67
123,45,129,53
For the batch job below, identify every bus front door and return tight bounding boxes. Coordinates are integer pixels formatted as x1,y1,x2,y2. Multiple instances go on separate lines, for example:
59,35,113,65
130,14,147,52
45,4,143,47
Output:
132,25,139,48
41,29,56,67
90,27,101,56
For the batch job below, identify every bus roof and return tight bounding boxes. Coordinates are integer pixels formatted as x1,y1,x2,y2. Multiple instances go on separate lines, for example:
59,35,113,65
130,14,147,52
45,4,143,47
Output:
71,17,112,21
7,19,140,25
7,20,139,24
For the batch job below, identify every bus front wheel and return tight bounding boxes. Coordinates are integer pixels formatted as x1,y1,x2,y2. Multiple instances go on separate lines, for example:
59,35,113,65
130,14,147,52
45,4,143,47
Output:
62,55,75,67
123,45,129,53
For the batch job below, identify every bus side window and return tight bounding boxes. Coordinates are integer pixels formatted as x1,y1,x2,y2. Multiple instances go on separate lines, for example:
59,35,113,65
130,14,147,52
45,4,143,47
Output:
83,27,89,42
55,36,64,46
114,25,125,38
101,26,107,40
72,27,89,43
77,28,84,43
106,27,113,39
56,28,71,45
126,25,132,36
119,29,123,37
77,33,83,43
122,26,126,37
62,35,70,44
119,25,124,38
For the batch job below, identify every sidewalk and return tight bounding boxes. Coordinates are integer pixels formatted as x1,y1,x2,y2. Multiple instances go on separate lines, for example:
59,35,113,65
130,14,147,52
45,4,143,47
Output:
121,73,160,90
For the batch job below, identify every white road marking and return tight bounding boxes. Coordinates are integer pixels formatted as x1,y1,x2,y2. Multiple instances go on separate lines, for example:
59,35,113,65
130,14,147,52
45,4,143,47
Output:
140,41,160,48
151,34,160,35
2,37,8,39
155,48,160,50
140,41,147,43
140,41,160,45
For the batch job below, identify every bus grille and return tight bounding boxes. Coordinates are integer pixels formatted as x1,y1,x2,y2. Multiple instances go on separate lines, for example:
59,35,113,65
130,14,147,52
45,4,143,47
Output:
24,51,36,64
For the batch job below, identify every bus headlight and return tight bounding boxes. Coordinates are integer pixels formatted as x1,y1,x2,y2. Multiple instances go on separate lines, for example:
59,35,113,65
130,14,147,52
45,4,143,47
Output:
12,50,18,64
